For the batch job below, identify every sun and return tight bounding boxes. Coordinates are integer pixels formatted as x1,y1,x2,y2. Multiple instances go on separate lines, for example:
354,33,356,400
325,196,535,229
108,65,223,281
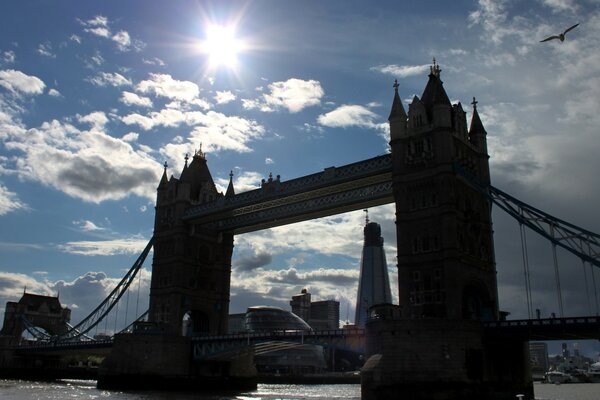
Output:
202,24,243,69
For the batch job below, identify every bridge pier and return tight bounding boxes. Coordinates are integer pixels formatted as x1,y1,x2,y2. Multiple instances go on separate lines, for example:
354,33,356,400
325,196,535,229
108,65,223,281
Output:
362,317,532,400
98,331,257,391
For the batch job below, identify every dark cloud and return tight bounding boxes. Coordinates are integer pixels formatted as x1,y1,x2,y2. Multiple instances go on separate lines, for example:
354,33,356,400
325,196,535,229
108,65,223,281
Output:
57,156,157,201
229,287,290,314
234,251,272,272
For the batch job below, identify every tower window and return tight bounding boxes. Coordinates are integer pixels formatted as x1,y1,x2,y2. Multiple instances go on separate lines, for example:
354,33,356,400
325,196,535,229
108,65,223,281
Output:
412,271,421,282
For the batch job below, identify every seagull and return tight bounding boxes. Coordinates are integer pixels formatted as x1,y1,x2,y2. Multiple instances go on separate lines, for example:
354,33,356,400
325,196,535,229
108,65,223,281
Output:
540,23,579,43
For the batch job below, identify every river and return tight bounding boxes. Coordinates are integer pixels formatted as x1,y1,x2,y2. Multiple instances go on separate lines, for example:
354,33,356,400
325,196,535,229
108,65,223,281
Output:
0,380,598,399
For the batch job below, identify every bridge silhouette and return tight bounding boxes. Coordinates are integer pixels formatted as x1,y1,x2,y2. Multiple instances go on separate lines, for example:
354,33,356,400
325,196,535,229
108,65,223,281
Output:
1,63,599,399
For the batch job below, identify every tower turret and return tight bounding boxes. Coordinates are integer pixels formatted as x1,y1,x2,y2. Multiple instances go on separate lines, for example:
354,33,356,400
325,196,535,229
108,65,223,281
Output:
225,171,235,198
388,79,407,141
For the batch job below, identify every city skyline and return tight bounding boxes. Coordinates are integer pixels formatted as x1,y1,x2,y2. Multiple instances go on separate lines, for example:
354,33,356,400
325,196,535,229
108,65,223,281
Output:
1,0,600,355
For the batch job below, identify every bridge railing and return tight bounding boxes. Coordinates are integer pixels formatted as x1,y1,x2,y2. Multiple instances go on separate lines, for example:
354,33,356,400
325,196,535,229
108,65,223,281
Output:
191,328,365,342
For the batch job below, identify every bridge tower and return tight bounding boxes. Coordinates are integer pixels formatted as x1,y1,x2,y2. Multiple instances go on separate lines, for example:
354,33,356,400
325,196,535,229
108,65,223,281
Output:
0,292,71,342
361,63,532,400
98,149,255,390
390,62,497,321
149,148,234,336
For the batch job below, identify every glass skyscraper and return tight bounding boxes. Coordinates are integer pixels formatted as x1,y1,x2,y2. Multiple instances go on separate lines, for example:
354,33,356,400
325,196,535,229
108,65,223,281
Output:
354,218,393,327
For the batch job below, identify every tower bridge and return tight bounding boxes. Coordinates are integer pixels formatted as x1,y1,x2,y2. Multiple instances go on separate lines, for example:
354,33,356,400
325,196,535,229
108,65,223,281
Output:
2,62,600,399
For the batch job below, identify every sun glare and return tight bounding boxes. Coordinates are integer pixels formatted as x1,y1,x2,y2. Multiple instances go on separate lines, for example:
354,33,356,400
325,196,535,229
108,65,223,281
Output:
202,24,242,69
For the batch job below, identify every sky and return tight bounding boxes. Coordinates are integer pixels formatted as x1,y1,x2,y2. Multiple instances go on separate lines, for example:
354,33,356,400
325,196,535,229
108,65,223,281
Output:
1,1,599,356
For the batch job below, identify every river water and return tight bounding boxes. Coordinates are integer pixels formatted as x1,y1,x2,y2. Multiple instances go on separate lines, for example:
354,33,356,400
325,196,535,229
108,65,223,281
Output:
0,380,598,399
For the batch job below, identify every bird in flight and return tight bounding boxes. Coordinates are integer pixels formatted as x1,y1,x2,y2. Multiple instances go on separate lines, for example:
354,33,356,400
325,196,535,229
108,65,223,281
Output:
540,23,579,43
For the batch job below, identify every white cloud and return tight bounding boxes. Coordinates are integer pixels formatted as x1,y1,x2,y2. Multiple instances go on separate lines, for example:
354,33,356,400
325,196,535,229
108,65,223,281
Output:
88,72,131,87
58,237,150,256
264,78,324,113
77,111,109,130
3,50,16,64
265,157,274,165
48,88,61,97
370,64,429,78
0,69,45,95
112,30,131,51
120,91,153,108
3,118,162,203
121,132,139,142
214,170,262,193
243,78,324,113
0,184,28,215
37,42,55,58
73,219,104,232
136,73,200,102
214,90,236,104
70,34,82,44
317,104,381,129
541,0,579,13
86,26,111,38
142,57,166,66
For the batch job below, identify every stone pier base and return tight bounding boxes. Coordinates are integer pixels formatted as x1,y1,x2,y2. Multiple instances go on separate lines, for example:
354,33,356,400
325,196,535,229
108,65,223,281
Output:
98,332,257,391
361,318,532,400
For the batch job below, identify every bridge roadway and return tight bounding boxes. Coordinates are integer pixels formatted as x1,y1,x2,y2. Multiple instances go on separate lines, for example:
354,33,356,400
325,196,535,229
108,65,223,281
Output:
8,316,599,357
183,153,394,234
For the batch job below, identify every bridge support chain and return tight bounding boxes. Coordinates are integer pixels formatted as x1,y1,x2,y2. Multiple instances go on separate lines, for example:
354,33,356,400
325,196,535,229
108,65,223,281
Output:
98,331,257,391
362,317,533,400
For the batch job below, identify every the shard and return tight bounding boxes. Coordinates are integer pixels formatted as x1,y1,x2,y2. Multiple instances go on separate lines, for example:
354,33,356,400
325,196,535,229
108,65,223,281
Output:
354,214,393,327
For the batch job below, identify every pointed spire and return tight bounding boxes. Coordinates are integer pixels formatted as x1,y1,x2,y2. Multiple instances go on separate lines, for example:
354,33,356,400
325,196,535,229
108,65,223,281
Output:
225,170,235,197
363,209,369,225
158,161,169,189
468,97,487,136
388,79,407,121
421,58,451,109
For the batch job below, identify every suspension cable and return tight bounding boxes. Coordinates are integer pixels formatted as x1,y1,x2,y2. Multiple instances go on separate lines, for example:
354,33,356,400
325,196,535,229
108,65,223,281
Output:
550,224,564,318
124,284,130,330
136,264,142,319
580,238,592,315
519,222,533,319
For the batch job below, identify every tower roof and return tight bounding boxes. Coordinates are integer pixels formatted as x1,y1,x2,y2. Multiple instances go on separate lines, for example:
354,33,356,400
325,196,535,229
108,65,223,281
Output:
468,97,487,136
179,146,217,198
420,60,451,111
388,79,407,121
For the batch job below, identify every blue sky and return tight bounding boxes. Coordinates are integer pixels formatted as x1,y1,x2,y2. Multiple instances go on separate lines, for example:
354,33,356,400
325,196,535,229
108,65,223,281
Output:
1,1,600,355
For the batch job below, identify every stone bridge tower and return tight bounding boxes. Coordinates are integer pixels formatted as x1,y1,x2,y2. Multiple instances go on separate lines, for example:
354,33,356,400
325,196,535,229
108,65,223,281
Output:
149,148,234,336
0,292,71,341
389,62,498,321
362,63,532,400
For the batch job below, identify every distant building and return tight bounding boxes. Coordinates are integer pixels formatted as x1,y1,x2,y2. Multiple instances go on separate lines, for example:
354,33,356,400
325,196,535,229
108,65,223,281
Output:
290,290,340,330
228,313,246,334
290,289,311,322
355,217,393,327
243,306,326,375
309,300,340,330
529,342,549,379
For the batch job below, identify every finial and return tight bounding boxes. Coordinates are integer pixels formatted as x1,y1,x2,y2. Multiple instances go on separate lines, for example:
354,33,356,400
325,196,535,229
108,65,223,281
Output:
184,153,189,167
195,143,205,159
163,161,168,171
430,57,441,77
229,170,234,180
363,209,369,225
393,79,399,92
471,97,478,110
